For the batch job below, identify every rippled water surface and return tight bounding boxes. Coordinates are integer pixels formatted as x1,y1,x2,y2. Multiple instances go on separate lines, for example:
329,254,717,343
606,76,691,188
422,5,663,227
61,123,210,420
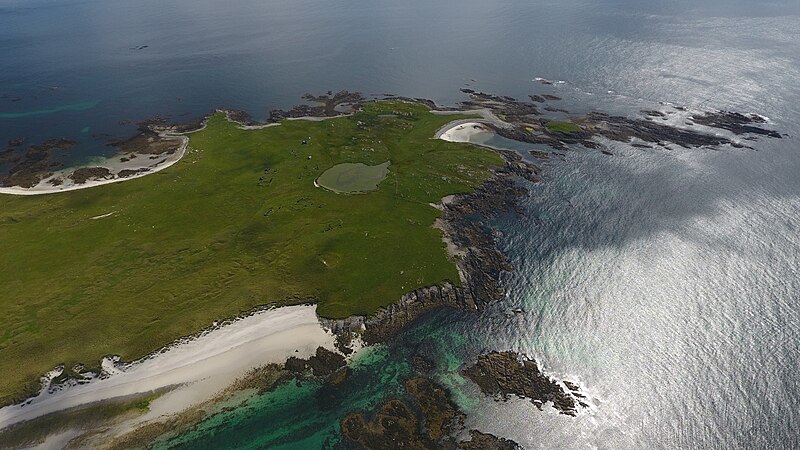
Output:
3,0,799,448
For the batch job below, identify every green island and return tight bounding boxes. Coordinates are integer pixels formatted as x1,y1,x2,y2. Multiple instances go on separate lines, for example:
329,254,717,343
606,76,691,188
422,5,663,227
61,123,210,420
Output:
0,101,502,405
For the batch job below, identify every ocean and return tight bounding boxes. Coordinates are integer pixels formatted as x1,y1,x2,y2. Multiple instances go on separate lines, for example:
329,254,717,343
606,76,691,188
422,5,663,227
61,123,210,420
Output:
2,0,799,448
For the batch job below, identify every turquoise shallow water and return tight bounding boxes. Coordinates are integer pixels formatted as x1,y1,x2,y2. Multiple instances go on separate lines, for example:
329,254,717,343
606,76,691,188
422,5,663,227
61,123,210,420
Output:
0,100,99,119
157,323,481,449
3,0,799,448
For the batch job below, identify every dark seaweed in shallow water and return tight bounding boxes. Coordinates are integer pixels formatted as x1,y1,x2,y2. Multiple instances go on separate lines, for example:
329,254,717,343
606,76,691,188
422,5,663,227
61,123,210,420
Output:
340,376,521,450
0,139,75,188
285,347,347,378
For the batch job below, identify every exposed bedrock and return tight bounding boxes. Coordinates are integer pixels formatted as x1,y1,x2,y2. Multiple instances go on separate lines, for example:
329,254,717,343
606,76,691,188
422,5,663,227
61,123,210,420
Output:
268,90,365,122
463,351,588,416
340,376,522,450
458,89,781,152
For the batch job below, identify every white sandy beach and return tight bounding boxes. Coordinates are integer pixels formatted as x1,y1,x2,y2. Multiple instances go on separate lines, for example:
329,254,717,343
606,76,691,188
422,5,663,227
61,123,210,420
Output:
0,134,189,196
436,121,493,143
0,304,335,431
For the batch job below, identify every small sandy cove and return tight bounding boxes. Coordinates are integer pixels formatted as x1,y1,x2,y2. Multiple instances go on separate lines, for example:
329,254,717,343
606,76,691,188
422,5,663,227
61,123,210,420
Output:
0,135,189,196
435,121,492,143
0,304,334,431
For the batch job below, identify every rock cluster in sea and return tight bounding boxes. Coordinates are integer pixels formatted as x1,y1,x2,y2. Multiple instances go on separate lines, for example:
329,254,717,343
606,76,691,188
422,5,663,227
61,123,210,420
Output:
341,376,521,450
463,351,588,416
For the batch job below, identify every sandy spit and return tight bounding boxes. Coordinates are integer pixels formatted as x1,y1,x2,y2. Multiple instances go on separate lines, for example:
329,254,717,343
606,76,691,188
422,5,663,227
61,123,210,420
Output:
0,304,334,431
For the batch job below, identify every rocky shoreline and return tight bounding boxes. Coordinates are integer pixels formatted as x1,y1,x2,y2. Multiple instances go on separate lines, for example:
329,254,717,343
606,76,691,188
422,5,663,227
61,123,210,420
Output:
320,89,784,447
458,88,783,152
322,148,541,343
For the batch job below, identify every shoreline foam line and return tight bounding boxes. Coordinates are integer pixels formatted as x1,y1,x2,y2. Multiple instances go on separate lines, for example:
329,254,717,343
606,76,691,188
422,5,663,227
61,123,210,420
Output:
0,304,334,430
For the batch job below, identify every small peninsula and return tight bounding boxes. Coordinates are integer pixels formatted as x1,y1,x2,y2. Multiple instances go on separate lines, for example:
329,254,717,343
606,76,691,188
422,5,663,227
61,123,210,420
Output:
0,100,502,407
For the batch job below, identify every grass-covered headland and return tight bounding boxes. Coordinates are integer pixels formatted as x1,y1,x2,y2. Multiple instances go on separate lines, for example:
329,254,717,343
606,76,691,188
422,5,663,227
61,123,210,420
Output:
0,101,502,405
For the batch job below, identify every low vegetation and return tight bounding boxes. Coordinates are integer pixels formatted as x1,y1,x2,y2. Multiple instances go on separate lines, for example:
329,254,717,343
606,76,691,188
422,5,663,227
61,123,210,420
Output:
0,101,502,405
544,120,582,134
0,392,161,447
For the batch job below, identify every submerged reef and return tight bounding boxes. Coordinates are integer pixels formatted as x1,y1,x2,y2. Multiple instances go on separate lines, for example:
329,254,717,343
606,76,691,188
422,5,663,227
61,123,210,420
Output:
341,377,521,450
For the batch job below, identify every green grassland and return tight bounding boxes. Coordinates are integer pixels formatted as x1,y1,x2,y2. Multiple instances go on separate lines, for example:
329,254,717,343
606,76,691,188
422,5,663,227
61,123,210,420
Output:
544,120,582,134
0,101,503,405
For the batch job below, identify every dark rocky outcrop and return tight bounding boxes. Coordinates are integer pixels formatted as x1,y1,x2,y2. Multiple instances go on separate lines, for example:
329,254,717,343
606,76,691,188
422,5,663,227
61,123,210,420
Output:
586,112,738,148
69,167,111,184
108,131,180,155
459,430,521,450
269,90,364,122
223,109,258,126
463,351,587,416
334,331,356,356
340,376,521,450
0,139,76,188
642,109,667,118
690,111,782,138
284,346,346,378
529,150,550,159
117,168,150,178
7,137,24,147
460,89,540,121
458,90,781,154
341,398,430,450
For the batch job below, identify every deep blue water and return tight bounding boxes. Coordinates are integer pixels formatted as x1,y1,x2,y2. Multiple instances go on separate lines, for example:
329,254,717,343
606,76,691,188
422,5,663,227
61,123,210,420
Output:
3,0,799,448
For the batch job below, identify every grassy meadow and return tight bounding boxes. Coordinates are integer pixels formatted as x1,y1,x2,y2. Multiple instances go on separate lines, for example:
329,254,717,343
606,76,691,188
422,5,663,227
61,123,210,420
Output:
0,101,502,405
